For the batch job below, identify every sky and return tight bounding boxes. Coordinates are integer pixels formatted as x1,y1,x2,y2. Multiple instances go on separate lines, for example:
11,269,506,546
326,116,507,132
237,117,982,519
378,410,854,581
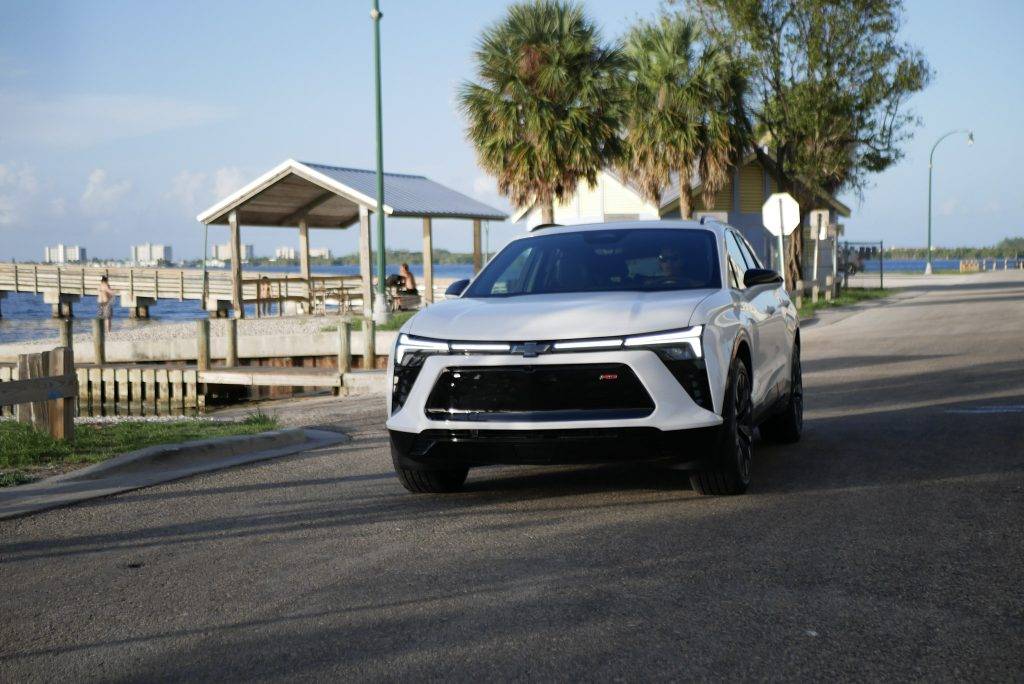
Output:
0,0,1021,262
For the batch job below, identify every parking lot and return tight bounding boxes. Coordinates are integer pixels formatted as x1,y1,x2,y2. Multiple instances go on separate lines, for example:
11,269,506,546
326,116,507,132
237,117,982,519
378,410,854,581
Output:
2,273,1022,680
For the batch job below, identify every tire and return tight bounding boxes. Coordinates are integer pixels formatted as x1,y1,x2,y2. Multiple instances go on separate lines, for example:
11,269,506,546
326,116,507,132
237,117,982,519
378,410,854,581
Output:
689,357,753,496
760,345,803,444
391,448,468,494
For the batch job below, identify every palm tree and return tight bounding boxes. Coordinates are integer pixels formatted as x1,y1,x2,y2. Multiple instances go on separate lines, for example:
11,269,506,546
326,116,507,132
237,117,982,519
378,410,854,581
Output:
620,15,749,218
458,1,624,224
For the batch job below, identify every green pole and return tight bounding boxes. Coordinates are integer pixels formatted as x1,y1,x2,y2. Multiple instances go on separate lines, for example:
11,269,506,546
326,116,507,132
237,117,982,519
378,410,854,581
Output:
371,0,387,322
926,129,973,275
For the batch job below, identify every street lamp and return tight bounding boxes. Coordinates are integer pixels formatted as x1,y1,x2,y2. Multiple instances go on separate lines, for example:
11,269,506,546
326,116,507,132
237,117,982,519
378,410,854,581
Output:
371,0,389,324
926,129,974,275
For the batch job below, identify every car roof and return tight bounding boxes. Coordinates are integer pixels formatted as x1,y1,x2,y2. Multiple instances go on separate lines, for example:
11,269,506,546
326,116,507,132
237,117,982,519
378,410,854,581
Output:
514,219,728,242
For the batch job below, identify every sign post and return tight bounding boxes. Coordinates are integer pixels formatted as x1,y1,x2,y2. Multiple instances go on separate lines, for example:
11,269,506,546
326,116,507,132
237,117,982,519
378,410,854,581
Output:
761,192,801,290
809,209,829,302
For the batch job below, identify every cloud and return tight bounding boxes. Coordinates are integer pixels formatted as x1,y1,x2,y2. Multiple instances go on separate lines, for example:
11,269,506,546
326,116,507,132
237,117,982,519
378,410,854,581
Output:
938,198,959,216
165,167,251,215
0,161,39,226
213,167,247,198
81,169,132,214
167,169,208,212
0,91,234,147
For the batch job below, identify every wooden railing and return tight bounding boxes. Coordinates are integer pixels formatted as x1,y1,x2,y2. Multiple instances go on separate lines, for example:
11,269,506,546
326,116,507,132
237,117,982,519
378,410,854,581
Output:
0,347,76,440
0,263,366,313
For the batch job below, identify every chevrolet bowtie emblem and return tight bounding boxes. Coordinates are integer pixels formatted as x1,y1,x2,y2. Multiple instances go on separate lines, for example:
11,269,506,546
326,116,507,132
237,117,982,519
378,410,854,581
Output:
511,342,551,358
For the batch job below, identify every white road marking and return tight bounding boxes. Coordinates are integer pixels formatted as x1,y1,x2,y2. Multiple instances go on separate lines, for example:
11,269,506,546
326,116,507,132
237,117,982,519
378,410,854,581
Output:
945,405,1024,414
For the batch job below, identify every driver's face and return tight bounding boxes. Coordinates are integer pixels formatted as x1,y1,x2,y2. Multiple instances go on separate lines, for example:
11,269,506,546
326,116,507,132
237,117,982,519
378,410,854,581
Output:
658,250,684,277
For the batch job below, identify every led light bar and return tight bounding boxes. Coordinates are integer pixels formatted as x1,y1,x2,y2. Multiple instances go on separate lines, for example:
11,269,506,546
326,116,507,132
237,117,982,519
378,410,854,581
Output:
552,338,624,351
623,326,703,357
450,342,512,353
395,334,449,364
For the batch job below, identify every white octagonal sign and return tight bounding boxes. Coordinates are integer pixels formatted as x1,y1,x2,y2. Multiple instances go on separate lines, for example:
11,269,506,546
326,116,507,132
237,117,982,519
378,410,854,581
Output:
762,192,800,237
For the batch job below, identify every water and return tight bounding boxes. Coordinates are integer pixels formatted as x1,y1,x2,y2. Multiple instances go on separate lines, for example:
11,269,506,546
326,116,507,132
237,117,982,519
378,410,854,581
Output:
859,259,962,272
0,263,474,344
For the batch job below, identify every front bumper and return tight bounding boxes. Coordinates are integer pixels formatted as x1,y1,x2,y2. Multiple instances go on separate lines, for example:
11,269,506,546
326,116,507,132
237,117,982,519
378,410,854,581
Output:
390,425,720,470
386,349,724,467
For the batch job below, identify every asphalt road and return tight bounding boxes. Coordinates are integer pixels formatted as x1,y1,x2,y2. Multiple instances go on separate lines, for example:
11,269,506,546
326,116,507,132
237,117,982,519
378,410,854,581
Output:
2,273,1022,681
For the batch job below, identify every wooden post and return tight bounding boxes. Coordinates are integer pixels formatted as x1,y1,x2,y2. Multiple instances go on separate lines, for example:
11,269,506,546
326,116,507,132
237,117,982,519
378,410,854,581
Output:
358,206,373,318
229,210,244,319
824,275,834,303
179,269,185,300
143,368,158,413
115,368,129,408
158,369,171,413
226,318,238,367
88,368,103,410
299,218,311,313
363,320,376,370
47,347,74,440
170,369,184,413
472,219,482,273
92,317,105,365
15,352,48,427
58,318,73,353
197,319,211,371
128,368,143,414
337,321,351,374
102,367,116,405
422,217,434,305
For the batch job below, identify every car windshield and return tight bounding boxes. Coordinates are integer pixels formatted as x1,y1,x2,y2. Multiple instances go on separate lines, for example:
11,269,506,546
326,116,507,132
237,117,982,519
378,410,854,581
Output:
465,228,721,297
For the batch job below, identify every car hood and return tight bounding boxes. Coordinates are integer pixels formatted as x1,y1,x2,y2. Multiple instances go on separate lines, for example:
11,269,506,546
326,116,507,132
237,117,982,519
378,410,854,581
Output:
406,290,715,341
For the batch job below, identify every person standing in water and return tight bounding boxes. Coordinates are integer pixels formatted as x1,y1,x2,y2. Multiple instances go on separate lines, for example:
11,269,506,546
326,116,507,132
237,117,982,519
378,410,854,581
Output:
97,276,118,332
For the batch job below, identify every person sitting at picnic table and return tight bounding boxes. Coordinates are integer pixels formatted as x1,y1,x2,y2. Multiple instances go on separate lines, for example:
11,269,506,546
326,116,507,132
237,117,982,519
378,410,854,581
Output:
398,263,418,295
97,276,118,332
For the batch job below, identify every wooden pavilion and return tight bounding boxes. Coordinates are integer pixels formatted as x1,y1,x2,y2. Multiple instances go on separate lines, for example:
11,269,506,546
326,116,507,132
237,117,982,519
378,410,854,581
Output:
196,159,506,318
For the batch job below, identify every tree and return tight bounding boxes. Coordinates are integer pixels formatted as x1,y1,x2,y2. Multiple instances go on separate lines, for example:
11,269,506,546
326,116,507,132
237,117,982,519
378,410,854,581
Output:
620,14,750,218
458,1,624,223
683,0,931,282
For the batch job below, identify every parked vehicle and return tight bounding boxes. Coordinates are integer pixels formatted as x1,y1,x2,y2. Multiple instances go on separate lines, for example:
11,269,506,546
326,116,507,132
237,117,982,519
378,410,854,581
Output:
386,220,802,495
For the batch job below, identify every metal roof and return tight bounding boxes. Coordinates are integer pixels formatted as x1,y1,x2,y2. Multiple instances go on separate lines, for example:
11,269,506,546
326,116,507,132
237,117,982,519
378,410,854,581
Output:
197,159,506,227
302,163,506,221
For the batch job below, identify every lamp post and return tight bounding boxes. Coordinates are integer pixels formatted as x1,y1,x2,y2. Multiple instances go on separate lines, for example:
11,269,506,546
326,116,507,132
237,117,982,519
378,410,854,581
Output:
371,0,388,323
926,129,973,275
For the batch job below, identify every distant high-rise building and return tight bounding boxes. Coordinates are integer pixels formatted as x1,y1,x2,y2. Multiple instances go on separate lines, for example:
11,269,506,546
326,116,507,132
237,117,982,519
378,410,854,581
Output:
130,243,172,265
43,244,87,264
213,243,254,262
274,246,297,260
309,247,332,259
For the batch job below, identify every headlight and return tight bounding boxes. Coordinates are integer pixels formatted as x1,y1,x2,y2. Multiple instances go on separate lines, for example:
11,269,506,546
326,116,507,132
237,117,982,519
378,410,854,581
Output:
395,333,449,365
623,325,703,358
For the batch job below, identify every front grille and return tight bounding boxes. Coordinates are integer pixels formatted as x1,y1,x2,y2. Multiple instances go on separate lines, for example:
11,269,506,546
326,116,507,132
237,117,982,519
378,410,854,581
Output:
424,364,654,422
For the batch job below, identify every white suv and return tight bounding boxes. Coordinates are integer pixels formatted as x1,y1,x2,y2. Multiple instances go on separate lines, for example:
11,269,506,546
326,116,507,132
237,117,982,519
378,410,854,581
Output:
386,220,802,495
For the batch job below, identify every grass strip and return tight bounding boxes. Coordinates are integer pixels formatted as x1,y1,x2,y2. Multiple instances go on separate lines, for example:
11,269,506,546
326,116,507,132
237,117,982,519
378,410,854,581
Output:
0,412,278,486
798,287,890,320
321,310,415,333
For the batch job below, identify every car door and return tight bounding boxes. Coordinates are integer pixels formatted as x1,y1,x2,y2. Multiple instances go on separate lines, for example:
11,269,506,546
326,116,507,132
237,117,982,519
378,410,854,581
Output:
733,232,789,400
724,230,775,409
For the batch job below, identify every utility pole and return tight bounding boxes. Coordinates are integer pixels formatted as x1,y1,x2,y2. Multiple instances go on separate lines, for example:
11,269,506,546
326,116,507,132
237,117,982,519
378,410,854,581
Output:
371,0,388,323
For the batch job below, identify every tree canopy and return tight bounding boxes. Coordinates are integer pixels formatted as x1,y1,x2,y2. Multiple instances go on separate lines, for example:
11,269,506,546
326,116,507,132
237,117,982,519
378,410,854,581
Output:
620,15,749,218
458,1,624,223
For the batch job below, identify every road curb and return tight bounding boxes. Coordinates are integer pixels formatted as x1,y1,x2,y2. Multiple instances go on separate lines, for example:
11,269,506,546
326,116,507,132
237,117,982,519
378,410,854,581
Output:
0,428,348,520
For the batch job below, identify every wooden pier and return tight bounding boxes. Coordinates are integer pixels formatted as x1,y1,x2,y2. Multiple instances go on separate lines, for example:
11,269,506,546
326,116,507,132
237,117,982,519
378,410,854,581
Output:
0,263,363,318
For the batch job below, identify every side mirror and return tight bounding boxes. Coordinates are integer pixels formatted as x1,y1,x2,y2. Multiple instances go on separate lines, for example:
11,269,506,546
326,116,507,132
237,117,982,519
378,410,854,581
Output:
445,279,470,298
743,268,784,288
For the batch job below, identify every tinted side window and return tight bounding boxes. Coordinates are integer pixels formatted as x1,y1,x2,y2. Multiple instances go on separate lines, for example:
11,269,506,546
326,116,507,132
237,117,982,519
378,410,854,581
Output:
736,234,763,270
725,232,749,289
